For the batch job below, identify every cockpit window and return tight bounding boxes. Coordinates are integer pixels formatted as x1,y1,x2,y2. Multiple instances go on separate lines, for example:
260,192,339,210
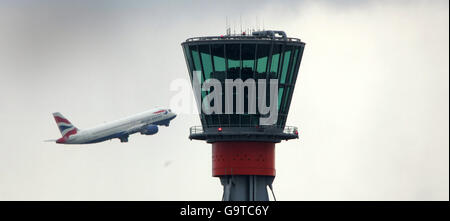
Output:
168,109,171,112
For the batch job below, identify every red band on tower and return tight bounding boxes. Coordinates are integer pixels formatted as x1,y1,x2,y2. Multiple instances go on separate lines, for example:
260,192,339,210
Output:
212,142,275,177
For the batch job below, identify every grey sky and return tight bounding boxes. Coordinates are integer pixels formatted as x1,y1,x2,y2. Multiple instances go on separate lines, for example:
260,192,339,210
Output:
0,0,448,200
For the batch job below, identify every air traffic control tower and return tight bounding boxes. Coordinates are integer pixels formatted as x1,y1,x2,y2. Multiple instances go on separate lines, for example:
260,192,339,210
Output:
182,30,305,201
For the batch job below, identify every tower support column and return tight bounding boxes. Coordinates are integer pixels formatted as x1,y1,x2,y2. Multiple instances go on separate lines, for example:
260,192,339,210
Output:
220,175,275,201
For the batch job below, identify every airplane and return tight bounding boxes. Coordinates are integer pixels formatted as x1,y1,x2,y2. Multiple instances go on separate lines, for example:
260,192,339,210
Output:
49,108,176,144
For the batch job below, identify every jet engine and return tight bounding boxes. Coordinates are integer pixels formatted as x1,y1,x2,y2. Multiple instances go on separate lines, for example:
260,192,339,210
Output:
140,125,158,135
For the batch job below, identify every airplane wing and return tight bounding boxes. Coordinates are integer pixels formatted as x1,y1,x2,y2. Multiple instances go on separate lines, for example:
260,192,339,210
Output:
117,123,148,143
124,123,147,135
44,139,57,142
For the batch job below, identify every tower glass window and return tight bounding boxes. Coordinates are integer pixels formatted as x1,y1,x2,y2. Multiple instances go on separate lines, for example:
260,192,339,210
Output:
256,44,270,75
242,44,256,74
182,37,304,129
288,48,299,85
212,44,226,72
280,46,292,84
270,44,282,76
226,44,241,79
199,45,213,80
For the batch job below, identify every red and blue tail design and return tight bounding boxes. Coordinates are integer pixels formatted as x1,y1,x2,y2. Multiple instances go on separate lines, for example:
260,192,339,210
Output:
53,112,78,138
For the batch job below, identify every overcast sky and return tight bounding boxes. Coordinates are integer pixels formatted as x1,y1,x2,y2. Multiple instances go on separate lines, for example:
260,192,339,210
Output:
0,0,448,200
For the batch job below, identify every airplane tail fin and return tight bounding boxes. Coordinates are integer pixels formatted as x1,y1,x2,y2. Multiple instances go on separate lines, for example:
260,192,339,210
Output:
53,112,78,137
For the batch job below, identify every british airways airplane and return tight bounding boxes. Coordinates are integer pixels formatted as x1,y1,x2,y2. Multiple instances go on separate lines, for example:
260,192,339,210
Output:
50,108,176,144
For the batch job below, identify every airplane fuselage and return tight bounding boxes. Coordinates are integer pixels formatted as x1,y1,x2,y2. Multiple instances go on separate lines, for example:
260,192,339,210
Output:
54,108,176,144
